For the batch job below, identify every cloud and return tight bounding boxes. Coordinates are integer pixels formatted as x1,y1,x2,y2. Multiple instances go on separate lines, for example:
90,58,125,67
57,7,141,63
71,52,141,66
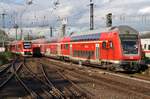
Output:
139,7,150,14
55,5,73,18
2,0,150,38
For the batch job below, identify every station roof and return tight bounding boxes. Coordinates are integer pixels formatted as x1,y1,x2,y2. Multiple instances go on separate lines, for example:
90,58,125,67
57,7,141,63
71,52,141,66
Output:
140,31,150,39
110,25,138,35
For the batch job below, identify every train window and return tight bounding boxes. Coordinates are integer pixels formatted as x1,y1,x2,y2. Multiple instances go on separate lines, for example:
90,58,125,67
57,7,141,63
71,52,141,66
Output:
77,51,79,57
73,51,74,56
102,41,107,48
109,41,113,48
85,51,87,57
73,50,75,56
86,51,88,57
82,51,84,57
79,51,81,57
84,51,86,57
90,51,92,56
148,45,150,50
61,45,63,49
78,51,80,57
92,51,94,58
75,50,77,57
24,42,31,49
81,51,83,57
144,44,147,50
74,51,77,56
88,51,90,58
75,51,77,57
87,51,89,57
65,44,69,49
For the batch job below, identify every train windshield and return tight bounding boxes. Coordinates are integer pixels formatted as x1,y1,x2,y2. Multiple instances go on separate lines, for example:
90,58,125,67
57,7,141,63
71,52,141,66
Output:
23,42,31,49
120,34,138,55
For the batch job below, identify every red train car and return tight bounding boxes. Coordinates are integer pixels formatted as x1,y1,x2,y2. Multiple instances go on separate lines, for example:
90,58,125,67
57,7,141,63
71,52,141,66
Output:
68,26,142,71
34,25,143,71
44,38,61,59
9,40,32,56
60,37,71,60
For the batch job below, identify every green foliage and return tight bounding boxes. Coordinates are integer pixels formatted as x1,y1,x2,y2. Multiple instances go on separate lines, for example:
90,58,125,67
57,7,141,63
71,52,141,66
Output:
0,52,15,65
142,55,150,64
144,57,150,64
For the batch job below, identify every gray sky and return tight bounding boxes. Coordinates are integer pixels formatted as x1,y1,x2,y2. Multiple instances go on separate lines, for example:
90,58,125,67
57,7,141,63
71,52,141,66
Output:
0,0,150,37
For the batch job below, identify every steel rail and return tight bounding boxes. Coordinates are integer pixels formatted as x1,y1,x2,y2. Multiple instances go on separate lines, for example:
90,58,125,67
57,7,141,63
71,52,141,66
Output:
22,63,53,98
0,62,22,89
23,58,61,98
40,63,65,99
56,69,91,98
12,62,39,99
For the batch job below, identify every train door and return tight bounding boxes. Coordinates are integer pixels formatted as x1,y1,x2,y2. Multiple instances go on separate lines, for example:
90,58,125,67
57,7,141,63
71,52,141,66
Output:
95,44,100,60
57,44,61,56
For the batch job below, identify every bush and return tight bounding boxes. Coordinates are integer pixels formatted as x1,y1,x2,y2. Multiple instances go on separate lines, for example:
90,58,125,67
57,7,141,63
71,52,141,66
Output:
142,55,150,64
0,51,15,65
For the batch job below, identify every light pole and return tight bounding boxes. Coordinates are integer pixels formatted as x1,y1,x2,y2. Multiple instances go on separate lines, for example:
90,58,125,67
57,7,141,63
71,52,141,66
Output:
19,0,33,40
14,24,19,40
90,0,94,30
61,18,67,37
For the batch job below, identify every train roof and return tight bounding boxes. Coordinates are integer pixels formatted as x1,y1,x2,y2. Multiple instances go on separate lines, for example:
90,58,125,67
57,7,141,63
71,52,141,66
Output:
32,39,46,44
70,28,109,41
60,37,71,42
70,25,138,37
70,28,108,37
9,40,31,45
70,25,138,41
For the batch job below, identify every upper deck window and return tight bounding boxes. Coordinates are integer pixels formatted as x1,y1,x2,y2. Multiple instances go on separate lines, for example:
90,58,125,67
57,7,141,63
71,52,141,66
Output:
148,45,150,50
71,33,101,42
144,44,147,50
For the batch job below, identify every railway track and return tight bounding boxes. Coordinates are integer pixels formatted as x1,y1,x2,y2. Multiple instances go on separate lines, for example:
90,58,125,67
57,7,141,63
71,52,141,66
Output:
0,58,41,98
40,57,150,99
33,58,92,98
1,57,149,98
0,57,92,98
25,58,92,98
44,57,150,82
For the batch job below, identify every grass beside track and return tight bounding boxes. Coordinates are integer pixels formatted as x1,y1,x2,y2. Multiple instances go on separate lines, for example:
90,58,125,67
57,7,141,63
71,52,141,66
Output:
0,51,16,66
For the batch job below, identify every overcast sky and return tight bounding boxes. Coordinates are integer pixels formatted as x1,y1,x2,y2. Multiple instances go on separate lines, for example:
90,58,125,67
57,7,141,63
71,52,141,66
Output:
0,0,150,37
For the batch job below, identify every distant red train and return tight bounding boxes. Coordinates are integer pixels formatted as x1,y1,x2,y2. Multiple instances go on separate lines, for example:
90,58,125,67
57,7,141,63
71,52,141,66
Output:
9,40,32,56
32,25,143,71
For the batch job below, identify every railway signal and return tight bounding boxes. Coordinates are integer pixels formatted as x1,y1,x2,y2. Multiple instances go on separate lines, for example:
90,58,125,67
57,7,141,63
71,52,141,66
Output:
106,13,112,27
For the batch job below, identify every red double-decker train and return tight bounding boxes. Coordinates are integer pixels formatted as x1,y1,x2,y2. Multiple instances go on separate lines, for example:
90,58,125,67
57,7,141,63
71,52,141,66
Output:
32,25,143,71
